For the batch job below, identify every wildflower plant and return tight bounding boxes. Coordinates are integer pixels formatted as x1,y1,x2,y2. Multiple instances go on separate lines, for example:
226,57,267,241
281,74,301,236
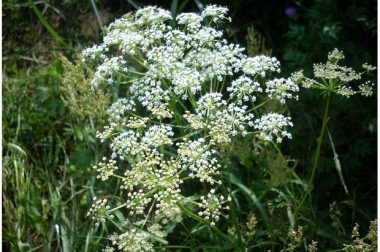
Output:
292,49,375,218
83,5,298,250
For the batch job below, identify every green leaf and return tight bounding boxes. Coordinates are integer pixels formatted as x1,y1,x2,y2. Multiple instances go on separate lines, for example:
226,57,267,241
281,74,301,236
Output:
70,148,93,170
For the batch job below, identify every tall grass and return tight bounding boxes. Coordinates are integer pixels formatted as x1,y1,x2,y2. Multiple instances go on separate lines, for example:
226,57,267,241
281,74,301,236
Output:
2,57,109,251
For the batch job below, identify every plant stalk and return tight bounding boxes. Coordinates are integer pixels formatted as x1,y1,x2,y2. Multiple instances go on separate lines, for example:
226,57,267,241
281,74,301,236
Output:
295,94,332,219
308,94,332,186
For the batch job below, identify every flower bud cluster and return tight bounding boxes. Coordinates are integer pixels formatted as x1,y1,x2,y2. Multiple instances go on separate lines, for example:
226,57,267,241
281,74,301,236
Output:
94,157,118,181
198,189,231,226
87,197,113,225
109,228,154,252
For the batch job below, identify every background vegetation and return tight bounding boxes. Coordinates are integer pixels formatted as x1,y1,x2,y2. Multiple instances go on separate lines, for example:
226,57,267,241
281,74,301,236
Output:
3,0,377,251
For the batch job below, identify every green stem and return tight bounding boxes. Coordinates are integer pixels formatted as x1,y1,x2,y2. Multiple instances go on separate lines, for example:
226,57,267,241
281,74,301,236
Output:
188,91,198,110
130,54,147,69
142,198,157,227
245,99,270,114
161,245,191,249
294,94,332,220
271,141,286,163
176,202,238,249
161,79,187,112
179,194,199,205
219,76,226,92
127,69,145,76
111,174,126,180
308,94,331,186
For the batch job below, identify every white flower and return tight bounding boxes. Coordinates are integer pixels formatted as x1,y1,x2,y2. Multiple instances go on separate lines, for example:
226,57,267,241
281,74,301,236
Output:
202,5,230,23
121,152,182,215
177,138,221,184
92,56,128,88
130,70,171,110
82,44,107,60
177,13,203,30
227,76,262,104
126,117,149,129
135,6,172,25
83,5,300,250
301,49,374,98
142,125,174,147
198,189,231,226
207,104,254,144
108,98,135,123
87,197,113,225
336,85,356,98
358,81,374,97
111,130,147,159
265,77,299,103
94,157,118,181
313,63,361,82
327,48,345,63
147,223,166,238
184,111,205,129
172,67,203,99
254,113,293,143
110,228,154,252
313,50,361,83
362,63,376,71
241,56,281,77
149,107,173,119
196,93,226,117
96,122,119,142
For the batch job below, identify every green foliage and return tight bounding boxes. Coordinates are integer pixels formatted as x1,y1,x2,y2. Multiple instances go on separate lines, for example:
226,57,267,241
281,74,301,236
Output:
2,50,108,251
60,55,110,120
282,0,376,71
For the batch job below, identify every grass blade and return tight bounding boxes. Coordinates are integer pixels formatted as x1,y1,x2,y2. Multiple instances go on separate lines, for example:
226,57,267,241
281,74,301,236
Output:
193,0,204,12
90,0,103,28
171,0,178,17
29,0,68,47
178,0,191,14
126,0,141,9
228,173,269,226
327,130,349,195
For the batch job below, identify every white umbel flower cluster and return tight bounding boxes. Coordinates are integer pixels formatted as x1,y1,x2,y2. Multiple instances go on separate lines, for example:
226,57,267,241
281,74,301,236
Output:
110,229,154,252
254,113,293,143
227,76,262,104
198,189,231,226
84,5,298,250
87,197,113,225
266,78,299,103
94,157,118,181
293,48,376,98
